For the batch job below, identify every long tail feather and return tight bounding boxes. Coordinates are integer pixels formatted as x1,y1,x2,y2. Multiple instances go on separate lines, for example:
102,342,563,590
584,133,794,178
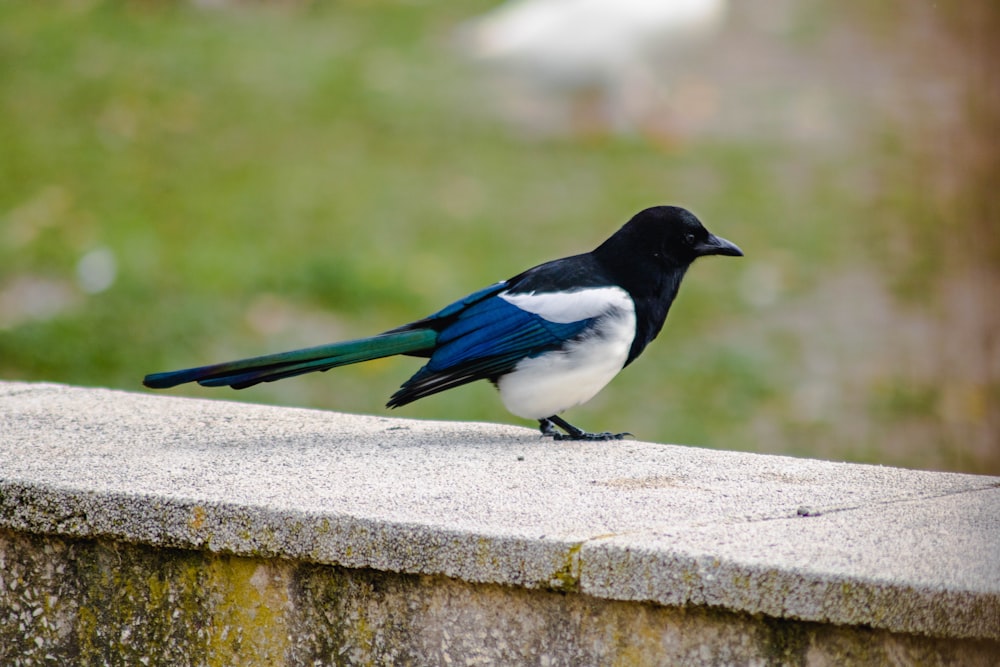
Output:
143,329,436,390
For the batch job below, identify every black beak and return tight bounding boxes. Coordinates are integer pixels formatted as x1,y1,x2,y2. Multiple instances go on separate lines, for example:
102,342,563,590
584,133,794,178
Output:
696,233,743,257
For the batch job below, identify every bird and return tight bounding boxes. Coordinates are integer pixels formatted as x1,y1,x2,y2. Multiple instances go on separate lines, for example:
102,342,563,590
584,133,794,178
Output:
454,0,728,138
143,205,742,440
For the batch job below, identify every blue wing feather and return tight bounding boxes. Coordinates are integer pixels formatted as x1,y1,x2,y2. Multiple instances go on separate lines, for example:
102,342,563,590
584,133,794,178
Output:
420,281,510,321
387,293,595,407
431,297,590,370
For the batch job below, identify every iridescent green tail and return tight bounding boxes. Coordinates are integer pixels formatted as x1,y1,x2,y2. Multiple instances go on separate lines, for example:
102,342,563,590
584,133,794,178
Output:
142,329,436,390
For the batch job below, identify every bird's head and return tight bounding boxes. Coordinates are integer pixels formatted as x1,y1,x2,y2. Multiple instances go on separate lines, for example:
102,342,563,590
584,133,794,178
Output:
596,205,743,270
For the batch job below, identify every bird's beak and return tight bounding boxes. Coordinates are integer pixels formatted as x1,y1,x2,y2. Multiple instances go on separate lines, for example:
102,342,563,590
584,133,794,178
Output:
697,233,743,257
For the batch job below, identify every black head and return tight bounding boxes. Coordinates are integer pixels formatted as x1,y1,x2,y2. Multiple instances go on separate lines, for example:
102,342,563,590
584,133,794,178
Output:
595,206,743,269
591,206,743,365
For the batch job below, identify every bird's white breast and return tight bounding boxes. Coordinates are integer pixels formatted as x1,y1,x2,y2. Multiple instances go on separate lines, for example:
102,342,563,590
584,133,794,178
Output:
495,287,636,419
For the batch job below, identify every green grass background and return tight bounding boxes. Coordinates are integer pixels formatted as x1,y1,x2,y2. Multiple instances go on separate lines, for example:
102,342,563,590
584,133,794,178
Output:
1,1,997,473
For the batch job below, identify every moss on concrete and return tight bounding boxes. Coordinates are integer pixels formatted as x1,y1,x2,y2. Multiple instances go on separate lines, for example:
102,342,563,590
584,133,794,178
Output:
546,542,583,593
3,529,998,666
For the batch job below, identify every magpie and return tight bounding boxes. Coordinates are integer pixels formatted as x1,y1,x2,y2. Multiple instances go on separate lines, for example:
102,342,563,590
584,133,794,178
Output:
143,205,742,440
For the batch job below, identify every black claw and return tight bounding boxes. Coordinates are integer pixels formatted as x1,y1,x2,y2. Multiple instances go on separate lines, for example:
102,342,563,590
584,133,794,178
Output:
539,416,632,441
552,431,630,442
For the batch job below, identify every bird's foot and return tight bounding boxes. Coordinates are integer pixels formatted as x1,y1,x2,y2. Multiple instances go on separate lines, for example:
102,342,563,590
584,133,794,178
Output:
553,430,631,441
539,416,632,441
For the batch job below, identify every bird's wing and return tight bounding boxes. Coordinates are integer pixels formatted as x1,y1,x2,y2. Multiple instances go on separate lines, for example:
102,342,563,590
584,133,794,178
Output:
387,289,606,407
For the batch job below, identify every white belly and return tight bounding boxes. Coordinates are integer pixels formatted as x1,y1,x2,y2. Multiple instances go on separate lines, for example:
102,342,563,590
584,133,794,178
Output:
496,308,635,419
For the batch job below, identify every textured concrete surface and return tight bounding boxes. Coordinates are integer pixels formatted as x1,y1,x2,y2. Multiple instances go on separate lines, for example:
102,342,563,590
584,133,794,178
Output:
5,530,998,667
2,381,999,647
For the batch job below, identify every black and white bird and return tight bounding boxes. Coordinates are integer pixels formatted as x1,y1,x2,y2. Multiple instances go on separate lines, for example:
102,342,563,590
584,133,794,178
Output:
144,206,742,440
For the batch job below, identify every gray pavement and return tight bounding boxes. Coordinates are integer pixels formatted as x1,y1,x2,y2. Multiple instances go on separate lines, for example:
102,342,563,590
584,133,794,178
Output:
1,381,997,640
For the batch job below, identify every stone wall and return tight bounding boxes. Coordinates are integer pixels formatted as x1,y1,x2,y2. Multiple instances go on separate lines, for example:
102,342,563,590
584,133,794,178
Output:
2,382,998,665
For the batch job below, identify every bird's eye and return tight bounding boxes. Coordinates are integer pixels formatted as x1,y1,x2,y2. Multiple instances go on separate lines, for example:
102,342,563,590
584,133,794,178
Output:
684,233,696,245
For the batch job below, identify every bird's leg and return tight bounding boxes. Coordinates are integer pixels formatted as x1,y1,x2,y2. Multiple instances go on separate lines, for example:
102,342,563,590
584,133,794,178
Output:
538,418,561,438
539,415,631,441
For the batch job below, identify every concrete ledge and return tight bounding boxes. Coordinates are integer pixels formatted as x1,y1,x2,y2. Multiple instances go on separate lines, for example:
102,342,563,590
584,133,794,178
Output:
2,381,999,663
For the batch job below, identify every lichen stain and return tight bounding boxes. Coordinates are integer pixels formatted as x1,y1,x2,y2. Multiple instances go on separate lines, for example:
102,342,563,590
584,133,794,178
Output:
201,558,292,667
189,506,207,532
547,543,582,592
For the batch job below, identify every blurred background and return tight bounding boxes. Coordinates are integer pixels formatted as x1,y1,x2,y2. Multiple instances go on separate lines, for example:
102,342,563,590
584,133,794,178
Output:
1,0,997,473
